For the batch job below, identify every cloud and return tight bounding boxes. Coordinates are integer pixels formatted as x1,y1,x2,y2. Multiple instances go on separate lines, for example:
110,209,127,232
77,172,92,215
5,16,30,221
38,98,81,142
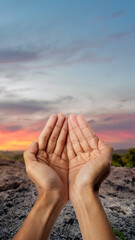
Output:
0,100,49,114
0,94,74,150
23,25,135,69
0,48,39,63
76,51,115,64
1,112,135,150
2,22,132,71
107,25,135,40
95,120,135,131
97,129,135,149
0,95,75,150
86,113,135,149
88,119,96,125
112,10,126,19
0,36,116,69
0,86,21,99
88,113,135,132
0,124,23,132
0,128,40,151
0,96,74,119
91,10,126,23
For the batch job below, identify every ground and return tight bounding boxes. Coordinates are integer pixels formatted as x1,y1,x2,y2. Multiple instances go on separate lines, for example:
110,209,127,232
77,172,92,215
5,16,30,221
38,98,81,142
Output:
0,159,135,240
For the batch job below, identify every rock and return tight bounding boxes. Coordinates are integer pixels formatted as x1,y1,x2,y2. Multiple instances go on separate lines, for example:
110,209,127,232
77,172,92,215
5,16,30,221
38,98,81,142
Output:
6,202,13,208
0,182,21,192
18,182,28,192
0,160,135,240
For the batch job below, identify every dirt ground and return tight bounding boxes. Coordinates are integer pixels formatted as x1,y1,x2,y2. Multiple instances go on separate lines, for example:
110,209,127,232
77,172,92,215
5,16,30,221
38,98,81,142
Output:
0,159,135,240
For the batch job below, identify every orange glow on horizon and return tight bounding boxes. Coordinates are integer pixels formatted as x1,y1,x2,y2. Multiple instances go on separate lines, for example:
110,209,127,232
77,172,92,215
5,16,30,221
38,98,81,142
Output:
0,128,135,150
0,129,40,151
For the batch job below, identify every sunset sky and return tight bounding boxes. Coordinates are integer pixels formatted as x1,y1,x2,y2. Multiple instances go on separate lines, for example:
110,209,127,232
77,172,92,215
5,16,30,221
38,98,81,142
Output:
0,0,135,150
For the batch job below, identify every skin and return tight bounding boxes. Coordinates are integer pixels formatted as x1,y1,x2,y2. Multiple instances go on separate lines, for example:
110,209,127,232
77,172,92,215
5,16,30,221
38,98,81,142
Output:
13,112,116,240
67,114,116,240
35,112,68,202
13,113,68,240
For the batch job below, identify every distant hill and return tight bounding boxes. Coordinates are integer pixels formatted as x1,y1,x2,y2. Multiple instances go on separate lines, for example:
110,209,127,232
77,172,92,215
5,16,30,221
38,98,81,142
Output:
0,151,24,162
114,149,128,155
112,148,135,168
0,148,135,168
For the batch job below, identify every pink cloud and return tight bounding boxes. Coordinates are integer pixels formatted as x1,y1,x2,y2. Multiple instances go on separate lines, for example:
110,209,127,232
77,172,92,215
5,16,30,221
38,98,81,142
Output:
0,113,135,150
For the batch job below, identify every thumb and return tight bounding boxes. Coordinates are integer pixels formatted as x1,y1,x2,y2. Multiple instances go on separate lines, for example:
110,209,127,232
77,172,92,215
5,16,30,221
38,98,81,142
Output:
98,139,113,162
28,142,39,155
24,142,38,164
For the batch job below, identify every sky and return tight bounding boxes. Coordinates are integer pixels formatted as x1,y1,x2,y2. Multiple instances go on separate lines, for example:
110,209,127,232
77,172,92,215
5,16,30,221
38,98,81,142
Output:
0,0,135,150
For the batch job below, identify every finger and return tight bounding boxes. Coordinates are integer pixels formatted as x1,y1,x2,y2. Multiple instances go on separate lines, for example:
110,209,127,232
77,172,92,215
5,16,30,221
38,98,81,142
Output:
46,113,66,153
98,139,113,163
69,114,91,152
61,145,67,161
54,118,68,156
24,142,38,165
67,135,76,161
68,118,83,154
38,114,57,150
77,114,99,149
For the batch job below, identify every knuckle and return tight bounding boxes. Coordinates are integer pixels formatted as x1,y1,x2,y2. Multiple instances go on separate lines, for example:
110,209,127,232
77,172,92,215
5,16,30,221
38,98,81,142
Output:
79,135,84,142
86,136,91,142
67,145,71,151
43,135,48,142
38,135,47,143
72,138,78,144
95,135,98,140
50,113,56,118
38,136,42,144
92,135,98,142
77,151,82,155
38,135,43,141
51,135,57,142
58,139,65,146
47,148,53,154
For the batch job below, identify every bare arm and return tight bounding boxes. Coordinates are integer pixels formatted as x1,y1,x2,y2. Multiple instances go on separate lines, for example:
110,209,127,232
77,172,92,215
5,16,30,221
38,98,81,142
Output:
68,114,116,240
13,190,64,240
72,189,116,240
13,113,68,240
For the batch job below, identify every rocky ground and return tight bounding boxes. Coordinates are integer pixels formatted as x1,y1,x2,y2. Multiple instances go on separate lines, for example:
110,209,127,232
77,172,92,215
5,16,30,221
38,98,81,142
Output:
0,159,135,240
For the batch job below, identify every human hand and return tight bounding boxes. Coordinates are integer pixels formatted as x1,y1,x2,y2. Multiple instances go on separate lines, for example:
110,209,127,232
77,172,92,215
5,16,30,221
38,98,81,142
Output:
67,114,113,200
20,113,115,240
24,113,68,204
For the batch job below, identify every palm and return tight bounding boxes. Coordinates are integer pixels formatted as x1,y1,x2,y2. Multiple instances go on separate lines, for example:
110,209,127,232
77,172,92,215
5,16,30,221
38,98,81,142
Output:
27,150,66,192
70,150,109,190
47,153,68,182
69,152,90,185
36,151,68,190
37,113,68,200
68,114,112,198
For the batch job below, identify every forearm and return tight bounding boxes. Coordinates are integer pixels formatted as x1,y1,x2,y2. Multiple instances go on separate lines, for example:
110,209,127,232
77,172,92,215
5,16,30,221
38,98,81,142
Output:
71,189,116,240
13,191,64,240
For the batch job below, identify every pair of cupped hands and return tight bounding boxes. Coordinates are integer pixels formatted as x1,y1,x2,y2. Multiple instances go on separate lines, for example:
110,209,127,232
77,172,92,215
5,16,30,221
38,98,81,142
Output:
24,113,113,205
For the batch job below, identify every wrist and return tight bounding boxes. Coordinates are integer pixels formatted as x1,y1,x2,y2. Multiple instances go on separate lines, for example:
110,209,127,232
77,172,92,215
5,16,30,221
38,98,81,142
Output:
38,189,66,208
14,188,65,240
70,185,99,206
70,186,116,240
